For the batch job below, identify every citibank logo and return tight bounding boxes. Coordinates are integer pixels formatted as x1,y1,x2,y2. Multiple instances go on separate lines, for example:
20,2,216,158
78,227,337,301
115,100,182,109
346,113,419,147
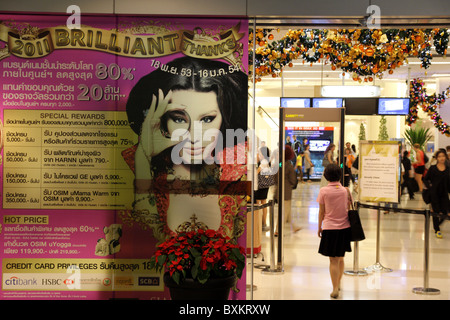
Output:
5,276,38,286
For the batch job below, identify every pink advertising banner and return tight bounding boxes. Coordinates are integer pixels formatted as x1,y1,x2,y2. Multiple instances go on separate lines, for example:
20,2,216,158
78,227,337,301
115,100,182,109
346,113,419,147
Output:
0,13,248,300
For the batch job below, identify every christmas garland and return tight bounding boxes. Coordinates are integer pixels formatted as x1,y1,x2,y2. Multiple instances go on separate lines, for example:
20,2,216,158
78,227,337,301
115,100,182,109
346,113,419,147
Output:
408,78,450,136
249,28,449,82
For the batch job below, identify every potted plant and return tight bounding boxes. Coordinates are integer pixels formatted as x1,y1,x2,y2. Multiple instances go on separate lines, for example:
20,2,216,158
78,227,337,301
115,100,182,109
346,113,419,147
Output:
149,228,246,300
403,126,433,149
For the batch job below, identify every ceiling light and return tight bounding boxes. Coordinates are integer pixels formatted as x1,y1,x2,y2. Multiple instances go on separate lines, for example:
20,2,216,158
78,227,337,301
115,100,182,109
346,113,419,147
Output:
407,61,450,65
321,85,381,97
339,72,351,80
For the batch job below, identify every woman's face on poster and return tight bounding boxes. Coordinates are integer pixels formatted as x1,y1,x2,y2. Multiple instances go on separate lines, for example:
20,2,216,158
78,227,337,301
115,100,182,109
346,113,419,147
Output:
161,89,222,164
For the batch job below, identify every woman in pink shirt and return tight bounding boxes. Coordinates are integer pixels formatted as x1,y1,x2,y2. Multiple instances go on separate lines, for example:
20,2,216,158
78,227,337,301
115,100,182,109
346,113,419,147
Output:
317,164,352,299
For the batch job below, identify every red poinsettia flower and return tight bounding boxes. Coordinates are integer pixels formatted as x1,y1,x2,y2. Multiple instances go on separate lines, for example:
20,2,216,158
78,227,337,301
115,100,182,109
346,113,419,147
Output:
149,229,246,288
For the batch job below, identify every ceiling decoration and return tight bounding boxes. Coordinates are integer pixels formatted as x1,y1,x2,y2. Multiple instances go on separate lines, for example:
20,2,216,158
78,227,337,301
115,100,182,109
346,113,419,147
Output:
408,78,450,136
249,28,449,83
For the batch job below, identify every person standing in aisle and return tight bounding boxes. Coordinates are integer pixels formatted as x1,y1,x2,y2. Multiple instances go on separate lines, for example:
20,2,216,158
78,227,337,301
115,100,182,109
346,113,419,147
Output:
401,150,415,200
303,144,314,182
423,149,450,238
275,145,301,235
349,144,357,185
295,151,304,183
320,143,336,188
256,149,271,232
351,144,357,156
343,148,355,187
412,143,425,192
317,164,352,299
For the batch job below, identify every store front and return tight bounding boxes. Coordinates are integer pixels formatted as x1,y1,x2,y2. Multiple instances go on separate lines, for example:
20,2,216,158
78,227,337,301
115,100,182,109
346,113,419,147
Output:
247,19,450,300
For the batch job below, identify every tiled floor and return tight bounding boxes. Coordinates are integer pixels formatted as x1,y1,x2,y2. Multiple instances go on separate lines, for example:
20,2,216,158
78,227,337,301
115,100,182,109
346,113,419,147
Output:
246,182,450,300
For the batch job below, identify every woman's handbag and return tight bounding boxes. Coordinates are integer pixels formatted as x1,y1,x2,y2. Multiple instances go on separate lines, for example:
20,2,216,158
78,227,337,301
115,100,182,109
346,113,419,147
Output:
258,171,275,189
346,189,366,242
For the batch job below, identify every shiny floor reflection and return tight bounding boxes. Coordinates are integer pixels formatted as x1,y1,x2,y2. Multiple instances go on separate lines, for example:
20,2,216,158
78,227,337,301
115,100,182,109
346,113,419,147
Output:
246,182,450,300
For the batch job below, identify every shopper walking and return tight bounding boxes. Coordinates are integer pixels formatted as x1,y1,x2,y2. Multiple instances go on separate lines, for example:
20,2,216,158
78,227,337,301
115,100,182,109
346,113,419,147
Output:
295,152,304,183
257,144,272,231
317,164,352,299
303,144,314,182
343,148,355,187
275,145,301,235
320,143,336,188
412,143,426,192
423,149,450,238
401,150,415,200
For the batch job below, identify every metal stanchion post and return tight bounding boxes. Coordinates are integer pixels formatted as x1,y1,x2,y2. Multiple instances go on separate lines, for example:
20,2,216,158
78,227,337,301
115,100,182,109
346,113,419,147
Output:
413,209,440,295
344,241,368,276
262,200,283,274
364,208,393,273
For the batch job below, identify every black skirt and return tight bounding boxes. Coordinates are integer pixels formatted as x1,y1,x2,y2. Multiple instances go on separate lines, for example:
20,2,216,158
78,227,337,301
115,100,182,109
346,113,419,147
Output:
254,188,269,200
319,228,352,257
414,165,425,175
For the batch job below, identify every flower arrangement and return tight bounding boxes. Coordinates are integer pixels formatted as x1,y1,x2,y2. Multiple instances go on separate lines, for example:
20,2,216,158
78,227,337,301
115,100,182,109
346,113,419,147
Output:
149,229,246,289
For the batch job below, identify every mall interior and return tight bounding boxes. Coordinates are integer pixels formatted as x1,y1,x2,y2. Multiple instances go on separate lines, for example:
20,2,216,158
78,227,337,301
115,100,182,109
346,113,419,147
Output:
1,0,450,301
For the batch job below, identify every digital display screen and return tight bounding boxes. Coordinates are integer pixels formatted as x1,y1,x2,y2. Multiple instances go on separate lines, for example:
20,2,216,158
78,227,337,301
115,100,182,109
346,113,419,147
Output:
309,140,331,151
378,98,410,115
280,98,311,108
312,98,343,108
345,98,378,115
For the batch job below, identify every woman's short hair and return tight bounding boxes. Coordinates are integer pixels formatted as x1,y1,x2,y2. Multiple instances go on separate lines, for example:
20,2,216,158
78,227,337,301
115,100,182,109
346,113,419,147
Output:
323,163,341,182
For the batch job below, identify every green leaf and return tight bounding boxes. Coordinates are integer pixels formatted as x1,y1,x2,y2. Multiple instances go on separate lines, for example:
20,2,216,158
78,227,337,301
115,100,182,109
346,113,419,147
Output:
403,126,433,149
168,253,176,263
191,256,201,279
173,271,180,285
232,248,245,262
157,255,166,267
198,270,210,284
190,247,201,258
149,258,156,269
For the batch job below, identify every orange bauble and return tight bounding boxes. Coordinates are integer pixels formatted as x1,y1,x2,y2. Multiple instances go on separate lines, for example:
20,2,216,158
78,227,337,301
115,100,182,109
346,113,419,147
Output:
366,48,374,56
